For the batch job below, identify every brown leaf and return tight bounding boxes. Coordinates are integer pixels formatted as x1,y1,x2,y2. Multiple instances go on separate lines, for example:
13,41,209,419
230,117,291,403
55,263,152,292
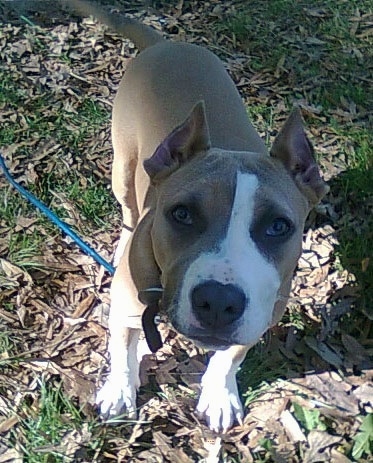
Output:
361,257,370,272
279,410,306,442
341,333,370,365
0,415,19,434
0,447,22,463
304,431,342,463
305,337,343,368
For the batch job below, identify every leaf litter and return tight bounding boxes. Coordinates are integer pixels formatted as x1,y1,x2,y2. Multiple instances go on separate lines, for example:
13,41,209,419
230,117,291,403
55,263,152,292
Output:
0,1,372,461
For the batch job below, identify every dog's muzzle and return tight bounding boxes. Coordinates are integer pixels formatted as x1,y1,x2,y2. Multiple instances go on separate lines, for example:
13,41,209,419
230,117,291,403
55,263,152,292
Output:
191,280,246,329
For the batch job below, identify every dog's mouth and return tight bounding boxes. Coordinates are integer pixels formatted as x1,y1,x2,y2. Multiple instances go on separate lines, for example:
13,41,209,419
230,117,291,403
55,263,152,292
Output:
169,305,243,349
188,333,238,350
188,336,233,350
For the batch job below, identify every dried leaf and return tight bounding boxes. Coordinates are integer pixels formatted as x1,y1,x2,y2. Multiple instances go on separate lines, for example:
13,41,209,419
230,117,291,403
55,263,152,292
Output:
280,410,306,442
304,431,342,463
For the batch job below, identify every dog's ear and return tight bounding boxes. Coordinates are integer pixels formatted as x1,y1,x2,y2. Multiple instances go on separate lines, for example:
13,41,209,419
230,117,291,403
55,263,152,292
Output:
129,210,162,299
129,211,164,353
144,100,211,179
270,108,329,206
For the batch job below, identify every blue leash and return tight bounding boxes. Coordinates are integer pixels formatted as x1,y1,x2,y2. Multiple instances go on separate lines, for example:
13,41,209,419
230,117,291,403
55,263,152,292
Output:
0,152,115,275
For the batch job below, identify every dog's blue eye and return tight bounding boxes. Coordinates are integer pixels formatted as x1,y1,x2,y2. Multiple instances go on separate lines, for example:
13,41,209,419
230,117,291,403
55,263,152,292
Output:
266,218,291,237
172,205,193,225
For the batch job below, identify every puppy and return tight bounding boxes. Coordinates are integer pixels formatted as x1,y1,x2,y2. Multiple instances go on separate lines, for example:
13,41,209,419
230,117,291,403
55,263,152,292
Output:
64,0,328,431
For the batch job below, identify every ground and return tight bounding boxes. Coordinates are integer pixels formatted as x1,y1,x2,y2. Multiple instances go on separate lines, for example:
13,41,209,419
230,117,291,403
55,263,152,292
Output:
0,0,372,462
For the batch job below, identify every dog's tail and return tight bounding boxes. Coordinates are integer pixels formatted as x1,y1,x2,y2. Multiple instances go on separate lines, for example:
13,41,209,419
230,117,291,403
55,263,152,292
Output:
62,0,164,51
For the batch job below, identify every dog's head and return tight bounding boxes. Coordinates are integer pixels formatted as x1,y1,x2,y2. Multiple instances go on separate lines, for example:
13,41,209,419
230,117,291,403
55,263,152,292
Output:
132,102,328,350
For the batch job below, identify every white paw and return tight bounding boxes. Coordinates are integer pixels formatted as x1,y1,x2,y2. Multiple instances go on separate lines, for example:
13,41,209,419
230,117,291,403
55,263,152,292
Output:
96,375,137,420
196,373,243,432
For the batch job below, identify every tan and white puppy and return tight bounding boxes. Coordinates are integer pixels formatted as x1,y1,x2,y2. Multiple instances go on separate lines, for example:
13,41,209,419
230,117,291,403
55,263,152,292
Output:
64,0,328,432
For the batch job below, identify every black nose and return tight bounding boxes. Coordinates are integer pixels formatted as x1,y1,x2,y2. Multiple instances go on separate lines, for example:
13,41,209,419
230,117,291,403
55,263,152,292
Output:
191,280,246,329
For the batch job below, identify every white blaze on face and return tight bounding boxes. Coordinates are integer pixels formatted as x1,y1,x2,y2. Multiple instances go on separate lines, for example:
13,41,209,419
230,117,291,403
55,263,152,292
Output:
177,171,281,345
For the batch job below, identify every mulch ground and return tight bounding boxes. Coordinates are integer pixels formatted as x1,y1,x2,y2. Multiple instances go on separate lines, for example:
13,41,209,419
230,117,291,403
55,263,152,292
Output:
0,1,372,462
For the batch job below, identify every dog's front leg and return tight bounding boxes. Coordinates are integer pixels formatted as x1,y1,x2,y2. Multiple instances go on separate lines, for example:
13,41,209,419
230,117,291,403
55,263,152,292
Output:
96,246,144,419
113,226,132,267
96,325,141,419
197,345,249,432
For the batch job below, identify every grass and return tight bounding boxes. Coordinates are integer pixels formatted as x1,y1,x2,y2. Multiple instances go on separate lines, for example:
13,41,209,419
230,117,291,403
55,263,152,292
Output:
238,339,288,406
214,0,371,110
0,72,27,108
0,73,110,148
0,58,115,267
68,177,117,229
0,327,19,360
1,166,117,267
24,170,117,229
12,380,100,462
334,171,373,319
246,104,275,145
7,231,48,267
329,124,373,319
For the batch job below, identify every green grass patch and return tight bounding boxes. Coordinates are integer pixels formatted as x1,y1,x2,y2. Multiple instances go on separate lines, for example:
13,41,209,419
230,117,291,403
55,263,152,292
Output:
335,126,371,172
0,326,19,362
0,71,27,108
14,380,99,462
330,125,373,319
334,182,373,319
23,169,116,227
0,58,114,267
0,95,109,149
55,99,110,147
213,0,371,113
0,63,109,149
1,165,116,267
246,104,274,145
238,341,288,405
319,82,367,111
68,177,117,229
7,231,48,267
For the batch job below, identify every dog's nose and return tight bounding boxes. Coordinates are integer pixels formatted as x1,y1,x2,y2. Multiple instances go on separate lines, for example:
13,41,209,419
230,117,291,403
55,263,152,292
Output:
191,280,246,329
